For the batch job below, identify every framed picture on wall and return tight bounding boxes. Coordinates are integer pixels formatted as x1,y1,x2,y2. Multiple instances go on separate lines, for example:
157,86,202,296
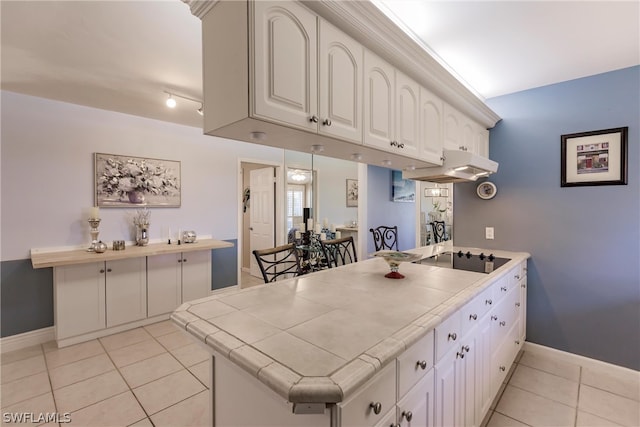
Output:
346,179,358,207
95,153,181,207
392,170,415,202
561,127,628,187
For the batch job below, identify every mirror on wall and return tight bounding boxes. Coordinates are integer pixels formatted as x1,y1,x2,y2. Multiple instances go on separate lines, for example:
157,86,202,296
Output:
419,181,453,246
283,150,358,242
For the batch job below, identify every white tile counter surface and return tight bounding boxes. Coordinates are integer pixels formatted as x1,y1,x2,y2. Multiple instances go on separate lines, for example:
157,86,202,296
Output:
171,246,529,404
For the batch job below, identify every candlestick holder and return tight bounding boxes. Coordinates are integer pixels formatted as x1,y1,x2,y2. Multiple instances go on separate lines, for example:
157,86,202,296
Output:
87,218,101,252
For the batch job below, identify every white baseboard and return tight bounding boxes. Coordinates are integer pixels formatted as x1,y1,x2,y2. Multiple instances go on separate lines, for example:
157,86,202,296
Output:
523,341,640,376
0,327,55,354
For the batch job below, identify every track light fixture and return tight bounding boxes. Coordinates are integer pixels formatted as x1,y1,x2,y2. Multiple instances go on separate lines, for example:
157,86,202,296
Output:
163,91,203,116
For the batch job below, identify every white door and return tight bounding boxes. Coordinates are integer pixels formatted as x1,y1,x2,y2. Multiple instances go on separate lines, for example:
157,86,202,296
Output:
182,250,212,302
253,1,318,131
419,86,445,164
105,258,146,328
319,19,363,143
250,167,276,278
147,253,181,317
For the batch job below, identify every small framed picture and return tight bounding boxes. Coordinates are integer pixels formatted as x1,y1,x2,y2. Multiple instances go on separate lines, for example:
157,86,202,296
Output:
346,179,358,207
561,127,628,187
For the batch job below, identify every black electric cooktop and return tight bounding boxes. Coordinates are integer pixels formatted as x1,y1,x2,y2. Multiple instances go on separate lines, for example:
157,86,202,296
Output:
418,251,511,274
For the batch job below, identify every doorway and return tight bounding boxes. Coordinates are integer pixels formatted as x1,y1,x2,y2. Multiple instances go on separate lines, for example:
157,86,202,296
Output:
239,160,283,287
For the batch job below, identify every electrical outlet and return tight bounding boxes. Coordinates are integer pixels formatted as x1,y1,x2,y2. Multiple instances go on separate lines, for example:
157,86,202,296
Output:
485,227,494,240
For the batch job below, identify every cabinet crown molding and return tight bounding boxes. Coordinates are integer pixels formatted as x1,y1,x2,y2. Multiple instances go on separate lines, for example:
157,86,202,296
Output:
184,0,501,128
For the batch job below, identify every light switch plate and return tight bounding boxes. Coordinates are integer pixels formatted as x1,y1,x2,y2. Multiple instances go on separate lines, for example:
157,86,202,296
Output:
485,227,494,240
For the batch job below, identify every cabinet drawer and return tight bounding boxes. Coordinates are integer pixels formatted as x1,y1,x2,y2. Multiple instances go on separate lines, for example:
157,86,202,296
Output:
491,274,511,304
339,362,396,427
460,286,493,336
509,261,526,288
490,286,519,352
397,330,434,399
435,310,462,362
490,320,520,396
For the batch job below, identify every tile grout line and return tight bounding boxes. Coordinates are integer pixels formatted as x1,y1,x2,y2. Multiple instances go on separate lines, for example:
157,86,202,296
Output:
573,365,582,427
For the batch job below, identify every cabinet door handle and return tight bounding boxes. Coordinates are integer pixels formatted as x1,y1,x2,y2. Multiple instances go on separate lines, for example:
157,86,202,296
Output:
521,284,527,289
417,360,428,370
402,411,413,422
515,274,521,280
448,332,457,341
501,286,507,292
398,143,405,149
390,141,397,147
515,302,521,307
183,259,187,263
99,269,105,274
499,366,506,372
500,321,506,327
457,351,465,359
178,259,182,263
322,118,332,126
309,115,319,123
491,315,498,321
463,345,470,352
515,340,521,345
369,402,382,415
469,314,478,320
486,299,493,305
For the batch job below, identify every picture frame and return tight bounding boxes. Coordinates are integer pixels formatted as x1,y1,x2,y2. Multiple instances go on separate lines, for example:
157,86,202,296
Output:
392,170,415,202
561,127,628,187
95,153,181,207
346,179,358,207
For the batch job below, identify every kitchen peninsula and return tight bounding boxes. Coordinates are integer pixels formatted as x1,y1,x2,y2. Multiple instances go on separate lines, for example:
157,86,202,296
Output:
172,246,529,427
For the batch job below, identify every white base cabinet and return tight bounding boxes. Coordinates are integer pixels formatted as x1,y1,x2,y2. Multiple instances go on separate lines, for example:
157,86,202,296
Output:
53,250,212,347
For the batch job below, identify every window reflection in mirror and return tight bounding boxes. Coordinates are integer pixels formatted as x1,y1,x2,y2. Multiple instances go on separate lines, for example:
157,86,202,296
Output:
419,182,453,246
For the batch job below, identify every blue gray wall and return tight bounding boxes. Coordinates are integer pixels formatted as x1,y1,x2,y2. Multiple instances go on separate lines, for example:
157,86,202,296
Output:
367,165,417,254
454,66,640,370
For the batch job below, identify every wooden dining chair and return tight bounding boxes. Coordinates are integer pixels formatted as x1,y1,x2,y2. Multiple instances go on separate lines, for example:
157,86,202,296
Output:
319,236,357,268
431,221,447,243
252,243,301,283
369,226,399,251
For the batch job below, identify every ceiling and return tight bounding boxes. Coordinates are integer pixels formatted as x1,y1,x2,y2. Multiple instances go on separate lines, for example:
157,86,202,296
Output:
1,1,638,129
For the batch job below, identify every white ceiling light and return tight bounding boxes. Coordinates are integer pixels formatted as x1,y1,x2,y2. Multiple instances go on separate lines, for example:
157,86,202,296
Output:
163,90,203,115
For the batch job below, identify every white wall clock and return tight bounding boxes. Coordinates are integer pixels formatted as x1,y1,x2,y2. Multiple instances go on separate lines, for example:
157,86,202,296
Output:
476,181,497,200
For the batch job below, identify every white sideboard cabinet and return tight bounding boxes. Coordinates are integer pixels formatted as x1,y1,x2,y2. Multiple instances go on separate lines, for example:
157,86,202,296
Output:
33,239,233,348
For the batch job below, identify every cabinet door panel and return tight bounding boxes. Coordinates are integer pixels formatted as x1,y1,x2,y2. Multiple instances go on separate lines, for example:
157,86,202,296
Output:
395,71,420,158
319,20,362,143
434,352,456,427
419,87,444,164
397,369,435,427
54,263,106,339
105,258,146,328
182,250,212,303
147,253,181,317
364,50,394,150
253,1,317,130
443,103,461,151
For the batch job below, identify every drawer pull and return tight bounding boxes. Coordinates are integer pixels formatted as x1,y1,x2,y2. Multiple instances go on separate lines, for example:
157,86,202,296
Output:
417,360,428,370
463,345,470,352
448,332,457,341
99,269,105,274
501,286,507,292
178,259,182,263
323,118,332,126
309,115,319,123
402,411,413,422
515,274,521,280
469,314,478,320
491,315,498,321
369,402,382,415
390,424,400,427
499,366,506,372
457,351,465,359
183,259,187,263
515,302,521,307
486,299,493,305
107,268,112,273
521,284,527,288
500,321,506,327
515,340,521,345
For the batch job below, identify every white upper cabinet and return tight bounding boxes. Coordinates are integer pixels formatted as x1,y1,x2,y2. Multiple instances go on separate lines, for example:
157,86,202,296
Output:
253,1,318,131
444,102,490,157
419,87,445,164
364,50,395,150
394,70,420,159
364,51,423,161
318,20,363,143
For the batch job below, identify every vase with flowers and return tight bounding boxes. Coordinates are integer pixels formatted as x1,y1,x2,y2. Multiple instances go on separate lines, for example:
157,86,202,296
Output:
133,208,150,246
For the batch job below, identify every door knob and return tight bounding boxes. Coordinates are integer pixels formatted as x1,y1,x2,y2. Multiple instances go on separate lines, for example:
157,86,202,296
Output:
309,115,319,123
323,118,332,126
369,402,382,415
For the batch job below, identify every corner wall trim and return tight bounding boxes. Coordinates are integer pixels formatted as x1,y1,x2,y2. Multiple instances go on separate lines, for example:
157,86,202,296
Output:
0,327,55,354
523,341,640,376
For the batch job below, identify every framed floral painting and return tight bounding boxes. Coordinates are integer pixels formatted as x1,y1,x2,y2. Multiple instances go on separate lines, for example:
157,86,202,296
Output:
95,153,181,207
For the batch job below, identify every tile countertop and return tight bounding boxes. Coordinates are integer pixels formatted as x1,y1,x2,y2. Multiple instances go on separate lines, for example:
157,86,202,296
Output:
171,245,530,404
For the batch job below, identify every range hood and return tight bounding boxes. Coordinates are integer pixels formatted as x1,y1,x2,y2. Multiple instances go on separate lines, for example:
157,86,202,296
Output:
402,150,499,183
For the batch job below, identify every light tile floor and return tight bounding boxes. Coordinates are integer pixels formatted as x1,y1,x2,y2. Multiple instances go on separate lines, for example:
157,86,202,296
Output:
2,323,639,427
